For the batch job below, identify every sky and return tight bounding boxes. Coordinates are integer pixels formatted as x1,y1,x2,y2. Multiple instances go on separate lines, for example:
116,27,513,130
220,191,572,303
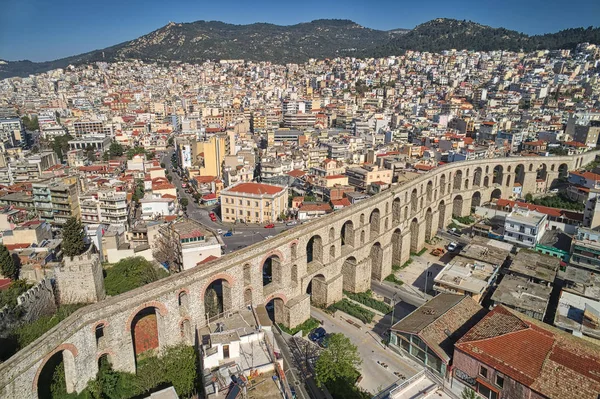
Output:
1,0,599,62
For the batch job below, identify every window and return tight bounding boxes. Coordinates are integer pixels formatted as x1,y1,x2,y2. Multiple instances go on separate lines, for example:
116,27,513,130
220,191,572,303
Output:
479,366,488,378
255,201,259,207
495,374,504,388
247,200,250,205
255,212,259,217
477,383,498,399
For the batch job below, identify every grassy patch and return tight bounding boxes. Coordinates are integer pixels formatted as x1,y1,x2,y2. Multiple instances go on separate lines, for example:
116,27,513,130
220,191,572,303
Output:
328,299,375,324
344,290,391,314
384,274,404,286
104,257,168,296
529,193,584,211
278,317,320,336
453,215,475,225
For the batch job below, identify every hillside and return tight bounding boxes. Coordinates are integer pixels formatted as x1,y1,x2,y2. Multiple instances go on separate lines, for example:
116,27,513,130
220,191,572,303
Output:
1,18,599,79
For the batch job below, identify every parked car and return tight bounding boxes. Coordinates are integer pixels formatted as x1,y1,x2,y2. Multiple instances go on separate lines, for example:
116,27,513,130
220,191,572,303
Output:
217,229,223,235
550,188,559,194
264,223,275,228
447,242,458,252
223,231,233,237
309,327,326,342
264,235,273,240
317,334,330,348
290,386,297,399
286,221,298,226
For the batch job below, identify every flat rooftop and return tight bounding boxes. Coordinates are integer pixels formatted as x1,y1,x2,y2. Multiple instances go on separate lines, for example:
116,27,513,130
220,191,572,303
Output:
555,290,600,340
560,265,600,300
460,236,511,266
508,250,561,283
373,370,455,399
491,275,552,315
434,255,499,295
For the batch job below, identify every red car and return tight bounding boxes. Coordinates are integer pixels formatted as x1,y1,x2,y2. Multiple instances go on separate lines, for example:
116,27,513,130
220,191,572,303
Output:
264,223,275,228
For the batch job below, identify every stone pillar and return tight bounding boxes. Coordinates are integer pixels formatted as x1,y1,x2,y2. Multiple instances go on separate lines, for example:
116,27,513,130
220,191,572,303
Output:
321,274,343,306
341,258,371,293
547,171,559,189
400,230,412,265
522,171,538,196
284,294,311,329
369,244,393,282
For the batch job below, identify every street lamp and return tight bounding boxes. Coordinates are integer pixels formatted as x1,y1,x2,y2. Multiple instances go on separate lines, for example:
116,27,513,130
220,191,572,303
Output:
424,261,431,297
388,292,398,347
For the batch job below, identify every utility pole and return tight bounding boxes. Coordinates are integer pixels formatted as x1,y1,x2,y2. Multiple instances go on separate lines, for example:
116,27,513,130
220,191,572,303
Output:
424,261,431,297
388,292,398,347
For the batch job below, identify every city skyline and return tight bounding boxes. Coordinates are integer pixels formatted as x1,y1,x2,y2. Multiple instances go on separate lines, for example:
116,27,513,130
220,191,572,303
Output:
1,0,599,62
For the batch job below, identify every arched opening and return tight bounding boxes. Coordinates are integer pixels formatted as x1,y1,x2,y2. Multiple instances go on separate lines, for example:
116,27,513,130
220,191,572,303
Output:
483,176,490,188
243,264,251,286
537,164,548,181
440,174,446,195
559,163,568,179
404,206,409,220
410,218,420,253
505,174,512,187
464,178,469,190
438,201,446,230
291,264,298,284
290,243,297,260
384,217,389,231
473,167,482,187
486,166,489,174
244,288,252,306
131,307,160,363
453,195,464,217
37,350,77,398
360,213,365,224
493,165,503,185
98,353,112,370
515,164,525,186
306,274,327,306
178,291,189,310
551,164,556,172
307,236,323,264
329,227,335,242
360,230,365,245
392,229,403,266
342,257,359,292
341,220,355,247
180,319,192,344
95,323,105,347
529,164,534,172
370,243,384,280
471,191,482,209
490,188,502,202
370,209,381,237
329,245,335,259
411,188,418,215
263,255,282,286
266,297,285,324
385,202,389,214
453,170,463,191
392,197,402,224
426,181,433,203
425,208,433,241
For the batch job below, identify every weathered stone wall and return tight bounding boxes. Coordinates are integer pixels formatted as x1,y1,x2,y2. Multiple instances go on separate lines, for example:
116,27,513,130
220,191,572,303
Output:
0,152,595,398
54,250,105,305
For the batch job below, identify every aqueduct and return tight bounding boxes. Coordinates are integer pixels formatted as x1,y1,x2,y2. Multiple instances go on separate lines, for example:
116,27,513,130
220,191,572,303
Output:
0,151,596,397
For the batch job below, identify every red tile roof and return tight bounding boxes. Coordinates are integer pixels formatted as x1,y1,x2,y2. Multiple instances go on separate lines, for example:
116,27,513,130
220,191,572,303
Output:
456,306,600,399
225,182,285,195
287,169,306,178
0,279,11,291
331,198,351,207
496,198,583,221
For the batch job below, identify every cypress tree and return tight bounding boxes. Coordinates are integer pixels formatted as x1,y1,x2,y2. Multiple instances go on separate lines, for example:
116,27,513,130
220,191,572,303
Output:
0,244,18,280
62,217,87,258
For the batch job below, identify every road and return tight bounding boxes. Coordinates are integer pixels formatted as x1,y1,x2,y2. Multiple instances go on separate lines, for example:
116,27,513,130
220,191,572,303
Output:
310,307,419,395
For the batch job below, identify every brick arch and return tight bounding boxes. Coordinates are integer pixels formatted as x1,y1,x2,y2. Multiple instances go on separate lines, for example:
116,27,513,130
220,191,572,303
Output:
91,319,109,332
96,349,116,361
258,249,285,269
33,343,79,393
264,292,288,304
176,288,190,297
200,272,236,298
124,300,168,333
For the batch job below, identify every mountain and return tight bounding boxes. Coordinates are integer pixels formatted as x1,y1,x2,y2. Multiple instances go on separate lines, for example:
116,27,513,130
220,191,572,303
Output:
1,18,599,79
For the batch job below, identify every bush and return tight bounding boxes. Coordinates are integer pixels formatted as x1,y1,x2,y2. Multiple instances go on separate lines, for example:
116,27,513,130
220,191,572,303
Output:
530,193,584,211
0,280,32,309
14,304,85,349
104,257,168,296
453,215,475,225
328,299,375,324
278,317,320,336
384,274,404,286
344,290,391,314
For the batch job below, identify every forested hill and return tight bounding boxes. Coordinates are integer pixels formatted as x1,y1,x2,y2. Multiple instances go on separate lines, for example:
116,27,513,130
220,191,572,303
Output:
1,18,599,79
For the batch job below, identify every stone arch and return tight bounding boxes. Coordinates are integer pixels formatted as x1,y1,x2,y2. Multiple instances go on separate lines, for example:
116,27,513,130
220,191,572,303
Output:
204,278,233,320
486,165,489,174
262,254,283,287
471,191,482,209
453,195,464,217
411,188,418,215
493,165,503,185
306,274,327,306
329,227,335,242
341,220,355,247
537,164,548,181
410,218,420,253
360,213,365,224
370,242,384,280
453,170,463,191
125,301,168,333
440,174,446,195
97,351,114,369
529,163,534,172
507,166,512,173
385,202,389,214
307,235,323,264
178,290,189,314
506,174,512,187
464,178,470,190
404,206,409,220
559,163,568,179
243,264,251,286
551,164,556,172
515,164,525,186
392,197,402,225
265,295,287,324
370,208,381,237
425,208,433,241
360,230,365,245
131,307,160,362
329,245,335,259
244,288,252,306
291,264,298,284
290,242,298,260
483,175,490,188
180,318,192,344
438,201,446,230
473,167,482,186
426,181,433,203
490,188,502,201
384,217,389,230
34,344,79,397
392,228,403,266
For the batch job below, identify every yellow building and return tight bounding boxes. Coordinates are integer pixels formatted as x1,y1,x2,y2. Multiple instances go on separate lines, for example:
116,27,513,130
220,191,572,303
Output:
193,135,227,177
220,182,288,224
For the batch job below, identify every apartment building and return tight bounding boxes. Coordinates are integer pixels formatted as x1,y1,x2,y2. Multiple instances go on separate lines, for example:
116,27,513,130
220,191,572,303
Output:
68,134,112,152
98,190,128,227
50,179,80,226
220,182,288,224
73,121,113,136
503,208,548,248
570,227,600,272
79,193,100,225
346,165,393,191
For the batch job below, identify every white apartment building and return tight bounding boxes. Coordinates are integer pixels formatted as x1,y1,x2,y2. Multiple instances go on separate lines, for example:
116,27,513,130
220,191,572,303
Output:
98,190,128,227
504,207,548,248
139,197,176,220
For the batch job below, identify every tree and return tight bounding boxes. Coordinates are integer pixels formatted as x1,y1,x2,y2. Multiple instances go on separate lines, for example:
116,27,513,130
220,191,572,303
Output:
62,217,87,258
152,229,178,272
51,134,73,162
104,257,168,295
160,162,165,168
461,387,477,399
315,333,362,387
108,142,124,157
0,244,19,280
204,288,221,318
132,179,145,203
180,198,189,208
525,193,533,202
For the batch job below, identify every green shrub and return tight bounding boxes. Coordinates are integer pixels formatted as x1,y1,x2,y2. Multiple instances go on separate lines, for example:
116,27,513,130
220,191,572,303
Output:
14,304,85,349
384,274,404,286
453,215,475,225
0,280,32,309
278,317,321,336
104,257,168,296
344,290,391,314
328,299,375,324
